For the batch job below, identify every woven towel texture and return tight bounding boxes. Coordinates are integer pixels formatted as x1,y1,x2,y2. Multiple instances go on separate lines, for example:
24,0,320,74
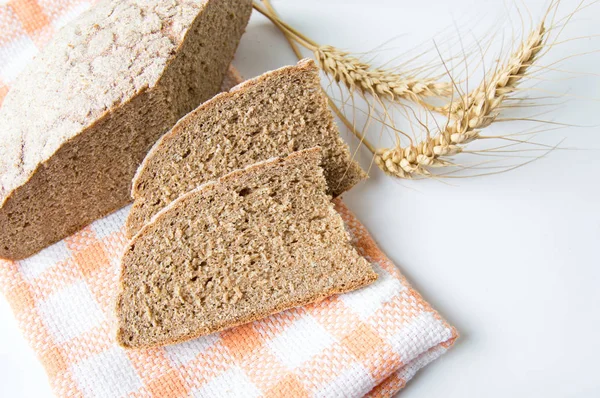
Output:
0,1,457,397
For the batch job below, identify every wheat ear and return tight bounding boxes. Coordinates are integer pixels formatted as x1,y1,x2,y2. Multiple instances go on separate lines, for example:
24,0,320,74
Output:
374,22,547,178
315,46,453,102
252,2,451,107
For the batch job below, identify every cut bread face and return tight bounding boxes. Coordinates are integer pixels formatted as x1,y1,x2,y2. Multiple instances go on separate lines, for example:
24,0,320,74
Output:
125,59,367,238
116,148,376,349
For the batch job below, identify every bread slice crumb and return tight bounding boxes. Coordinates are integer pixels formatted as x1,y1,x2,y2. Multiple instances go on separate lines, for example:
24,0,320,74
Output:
125,59,367,238
116,148,376,349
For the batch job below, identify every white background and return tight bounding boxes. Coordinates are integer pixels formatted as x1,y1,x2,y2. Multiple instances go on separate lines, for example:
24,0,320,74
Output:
1,0,599,396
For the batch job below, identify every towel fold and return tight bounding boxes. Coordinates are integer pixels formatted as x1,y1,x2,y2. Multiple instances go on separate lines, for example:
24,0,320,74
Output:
0,1,456,396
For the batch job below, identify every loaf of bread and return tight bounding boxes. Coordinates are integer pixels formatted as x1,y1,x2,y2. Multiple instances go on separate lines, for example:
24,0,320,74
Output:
0,0,253,260
116,148,377,348
125,59,367,238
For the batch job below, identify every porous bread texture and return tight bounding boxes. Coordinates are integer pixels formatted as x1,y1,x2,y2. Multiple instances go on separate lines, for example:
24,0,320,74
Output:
125,59,367,238
116,148,377,349
0,0,253,260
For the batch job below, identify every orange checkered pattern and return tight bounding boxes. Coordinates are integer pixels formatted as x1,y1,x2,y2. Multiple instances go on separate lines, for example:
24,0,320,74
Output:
0,1,457,397
0,199,456,397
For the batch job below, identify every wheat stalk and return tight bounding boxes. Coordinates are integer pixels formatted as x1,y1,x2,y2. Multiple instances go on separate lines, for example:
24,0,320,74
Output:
256,0,578,179
374,22,547,178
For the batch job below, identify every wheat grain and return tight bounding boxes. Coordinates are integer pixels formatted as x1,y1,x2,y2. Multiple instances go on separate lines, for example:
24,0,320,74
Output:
253,2,451,109
448,24,545,123
314,45,453,103
375,22,547,178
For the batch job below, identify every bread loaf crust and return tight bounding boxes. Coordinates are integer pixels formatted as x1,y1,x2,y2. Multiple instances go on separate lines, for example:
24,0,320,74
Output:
0,0,252,260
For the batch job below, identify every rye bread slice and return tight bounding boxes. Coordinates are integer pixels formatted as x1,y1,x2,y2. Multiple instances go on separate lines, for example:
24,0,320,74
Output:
0,0,253,260
116,148,377,349
125,59,367,238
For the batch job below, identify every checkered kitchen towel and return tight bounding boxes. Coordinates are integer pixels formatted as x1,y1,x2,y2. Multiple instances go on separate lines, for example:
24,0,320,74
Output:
0,1,457,397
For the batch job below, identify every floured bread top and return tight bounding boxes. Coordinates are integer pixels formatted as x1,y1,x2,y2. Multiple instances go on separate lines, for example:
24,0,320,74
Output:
0,0,208,204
